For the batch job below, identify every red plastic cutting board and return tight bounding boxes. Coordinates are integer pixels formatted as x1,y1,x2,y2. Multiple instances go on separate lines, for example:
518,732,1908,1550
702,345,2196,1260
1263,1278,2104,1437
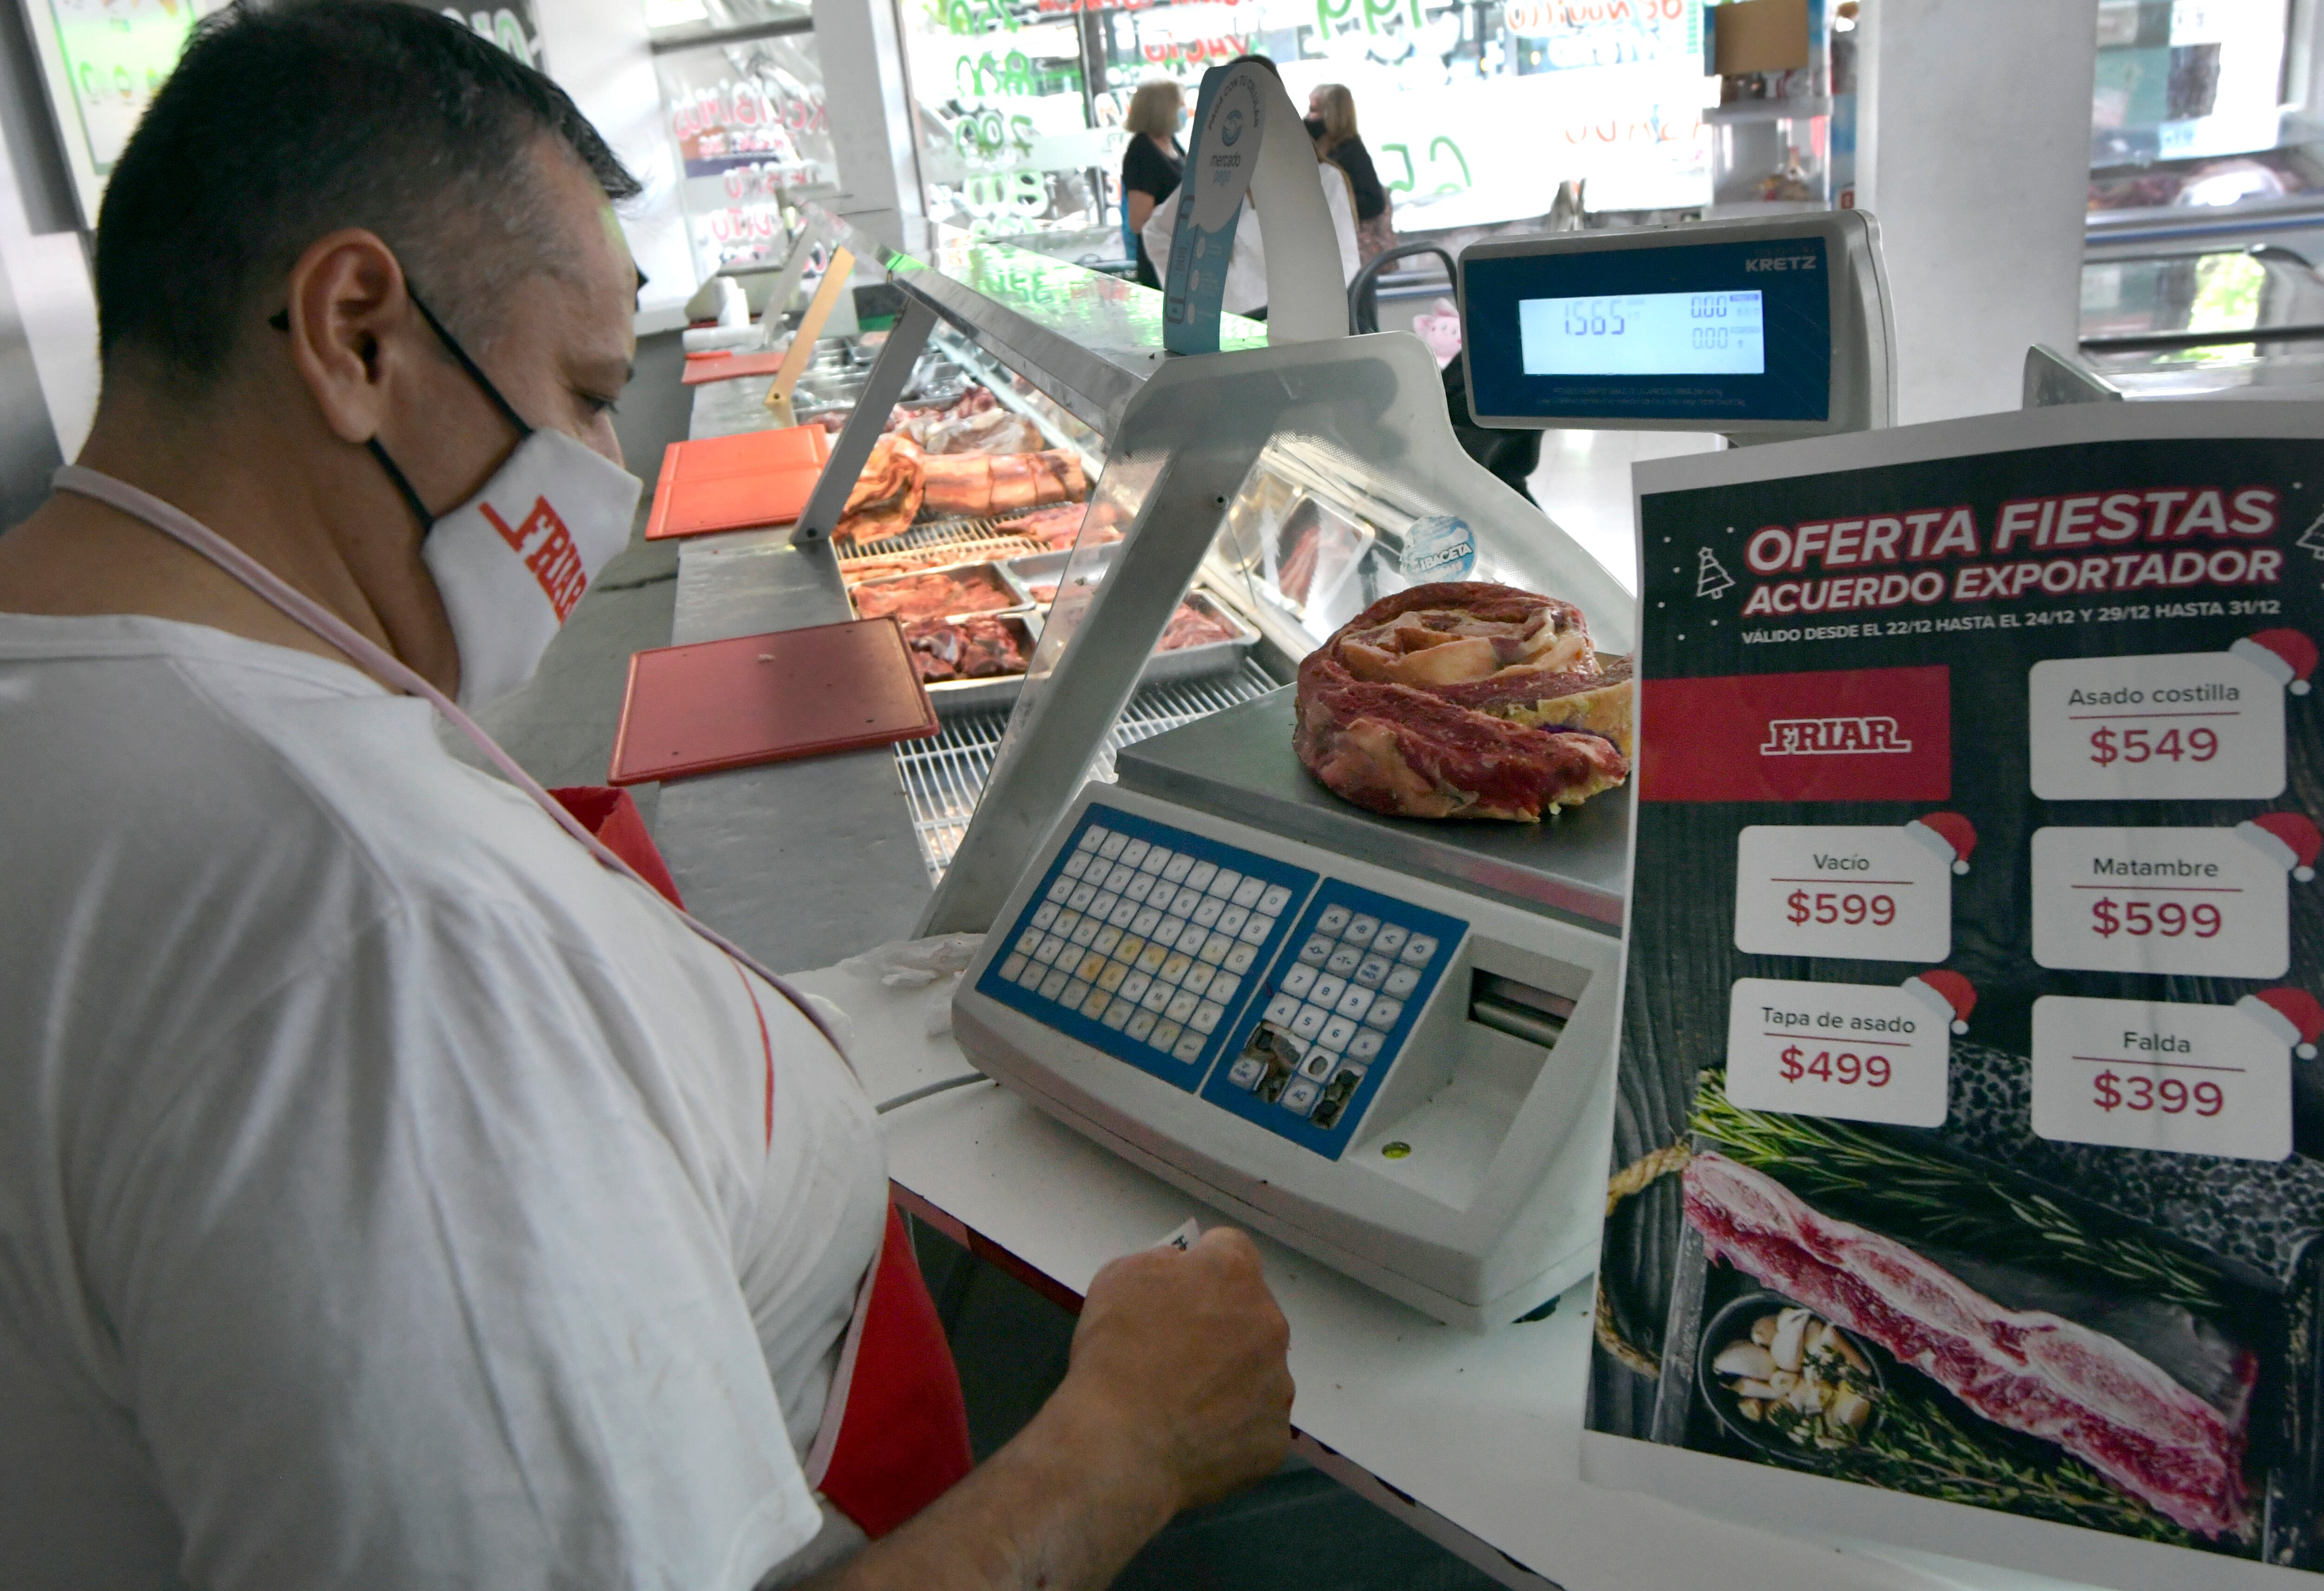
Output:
608,617,938,786
680,348,796,384
644,425,835,541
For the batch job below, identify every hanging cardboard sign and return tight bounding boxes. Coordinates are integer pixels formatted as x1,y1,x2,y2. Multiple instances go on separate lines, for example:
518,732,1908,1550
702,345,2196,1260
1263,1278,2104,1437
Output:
1162,59,1344,354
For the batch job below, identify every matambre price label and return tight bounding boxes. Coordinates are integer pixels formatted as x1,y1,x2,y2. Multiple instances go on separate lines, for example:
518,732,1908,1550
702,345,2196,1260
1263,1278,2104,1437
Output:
2030,825,2289,977
2027,651,2286,801
2031,995,2291,1162
1725,977,1949,1128
1733,824,1954,963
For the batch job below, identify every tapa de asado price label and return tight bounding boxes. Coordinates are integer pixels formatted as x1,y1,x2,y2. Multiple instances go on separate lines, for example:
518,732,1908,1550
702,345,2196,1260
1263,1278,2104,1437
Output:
2030,824,2307,977
2031,994,2297,1162
2026,639,2308,801
1726,977,1953,1128
1734,816,1971,963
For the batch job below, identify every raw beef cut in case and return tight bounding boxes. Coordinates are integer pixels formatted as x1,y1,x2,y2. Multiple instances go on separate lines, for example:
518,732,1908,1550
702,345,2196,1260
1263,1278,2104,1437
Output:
1294,581,1631,821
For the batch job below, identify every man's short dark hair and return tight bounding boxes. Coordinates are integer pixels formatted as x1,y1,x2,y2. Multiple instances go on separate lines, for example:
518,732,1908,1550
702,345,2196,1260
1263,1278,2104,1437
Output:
96,0,640,389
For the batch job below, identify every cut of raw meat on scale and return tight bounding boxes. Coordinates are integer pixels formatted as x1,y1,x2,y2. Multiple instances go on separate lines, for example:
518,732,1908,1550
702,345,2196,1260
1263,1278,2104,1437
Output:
1683,1152,2253,1541
1295,581,1630,821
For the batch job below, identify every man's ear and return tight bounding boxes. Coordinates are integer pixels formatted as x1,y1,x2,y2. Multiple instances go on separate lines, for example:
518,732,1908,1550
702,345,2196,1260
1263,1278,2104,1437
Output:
279,230,420,446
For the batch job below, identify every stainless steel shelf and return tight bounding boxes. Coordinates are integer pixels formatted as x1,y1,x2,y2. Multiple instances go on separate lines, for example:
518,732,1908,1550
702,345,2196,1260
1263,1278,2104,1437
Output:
894,660,1282,882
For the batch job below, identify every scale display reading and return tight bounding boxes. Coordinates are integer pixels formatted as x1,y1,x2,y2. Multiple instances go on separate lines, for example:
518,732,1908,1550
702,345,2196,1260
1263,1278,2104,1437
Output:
1517,290,1765,376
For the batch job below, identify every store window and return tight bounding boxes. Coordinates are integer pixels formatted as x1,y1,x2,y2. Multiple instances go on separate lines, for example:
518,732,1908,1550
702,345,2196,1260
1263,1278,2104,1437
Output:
648,0,840,278
2088,0,2315,213
897,0,1754,260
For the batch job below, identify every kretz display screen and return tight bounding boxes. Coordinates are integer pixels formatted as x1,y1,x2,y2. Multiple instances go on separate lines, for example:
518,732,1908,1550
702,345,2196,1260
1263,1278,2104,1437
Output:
1518,290,1765,376
1466,237,1830,424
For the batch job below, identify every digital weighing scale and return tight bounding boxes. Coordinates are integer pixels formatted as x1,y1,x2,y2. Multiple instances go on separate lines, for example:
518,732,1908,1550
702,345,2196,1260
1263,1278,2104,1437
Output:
934,213,1896,1327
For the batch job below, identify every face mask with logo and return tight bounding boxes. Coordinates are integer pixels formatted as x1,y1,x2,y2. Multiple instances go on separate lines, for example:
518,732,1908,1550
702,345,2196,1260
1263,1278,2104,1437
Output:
368,291,641,708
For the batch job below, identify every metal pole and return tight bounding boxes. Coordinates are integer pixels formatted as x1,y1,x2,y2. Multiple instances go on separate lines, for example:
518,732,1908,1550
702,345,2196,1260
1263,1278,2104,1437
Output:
791,294,940,544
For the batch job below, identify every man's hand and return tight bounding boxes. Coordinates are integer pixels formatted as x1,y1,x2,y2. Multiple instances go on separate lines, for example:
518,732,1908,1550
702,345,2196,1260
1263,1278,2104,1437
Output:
1053,1228,1294,1514
810,1227,1292,1591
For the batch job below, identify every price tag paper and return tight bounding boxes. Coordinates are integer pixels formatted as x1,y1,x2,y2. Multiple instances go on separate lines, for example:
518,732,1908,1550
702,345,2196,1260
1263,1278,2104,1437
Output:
2031,995,2291,1162
2030,826,2288,977
1726,977,1949,1128
2027,652,2285,801
1734,825,1952,962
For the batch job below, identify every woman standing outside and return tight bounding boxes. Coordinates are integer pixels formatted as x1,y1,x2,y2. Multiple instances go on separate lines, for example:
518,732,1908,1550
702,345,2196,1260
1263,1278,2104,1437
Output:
1307,83,1392,262
1120,81,1185,289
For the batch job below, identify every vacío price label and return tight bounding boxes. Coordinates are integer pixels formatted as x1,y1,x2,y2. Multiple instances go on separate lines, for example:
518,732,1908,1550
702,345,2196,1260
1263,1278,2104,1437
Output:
1733,824,1955,962
2030,995,2291,1162
2027,652,2285,801
2030,825,2290,977
1726,977,1949,1128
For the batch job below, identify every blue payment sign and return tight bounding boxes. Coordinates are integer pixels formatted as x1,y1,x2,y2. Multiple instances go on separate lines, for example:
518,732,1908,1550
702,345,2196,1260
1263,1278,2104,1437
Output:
1518,290,1765,376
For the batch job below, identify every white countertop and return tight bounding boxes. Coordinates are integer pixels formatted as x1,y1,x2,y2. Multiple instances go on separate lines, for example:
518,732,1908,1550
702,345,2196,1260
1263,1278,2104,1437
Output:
791,957,2060,1591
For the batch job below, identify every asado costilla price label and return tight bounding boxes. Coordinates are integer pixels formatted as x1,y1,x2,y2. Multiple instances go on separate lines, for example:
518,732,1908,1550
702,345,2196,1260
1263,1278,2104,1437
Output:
2031,995,2292,1162
1733,823,1961,963
2030,825,2293,978
2027,651,2287,801
1726,977,1950,1128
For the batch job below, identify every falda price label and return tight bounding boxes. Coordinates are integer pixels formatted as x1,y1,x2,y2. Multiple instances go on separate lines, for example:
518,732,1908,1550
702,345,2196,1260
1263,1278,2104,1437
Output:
2031,995,2292,1162
1725,977,1950,1128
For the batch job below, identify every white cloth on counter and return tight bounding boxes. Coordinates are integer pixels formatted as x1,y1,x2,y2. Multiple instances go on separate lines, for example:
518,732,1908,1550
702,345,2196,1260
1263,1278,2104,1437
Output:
1140,164,1362,317
0,613,888,1591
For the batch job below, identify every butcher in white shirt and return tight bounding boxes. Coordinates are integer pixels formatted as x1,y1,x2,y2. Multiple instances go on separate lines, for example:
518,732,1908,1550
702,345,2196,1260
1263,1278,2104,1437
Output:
0,4,1293,1589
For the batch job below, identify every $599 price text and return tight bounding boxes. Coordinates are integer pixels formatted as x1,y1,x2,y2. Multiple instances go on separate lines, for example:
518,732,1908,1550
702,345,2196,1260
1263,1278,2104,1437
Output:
2031,827,2288,978
1734,826,1952,964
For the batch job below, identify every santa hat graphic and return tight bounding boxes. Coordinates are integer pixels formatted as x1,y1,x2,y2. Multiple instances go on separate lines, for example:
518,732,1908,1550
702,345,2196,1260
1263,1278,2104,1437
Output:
2230,628,2317,695
2237,812,2323,883
1904,812,1977,876
1902,970,1977,1035
2238,986,2324,1060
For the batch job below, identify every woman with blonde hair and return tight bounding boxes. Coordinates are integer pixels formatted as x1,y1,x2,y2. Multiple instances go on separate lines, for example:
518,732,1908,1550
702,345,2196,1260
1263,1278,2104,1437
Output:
1120,80,1185,287
1307,82,1392,261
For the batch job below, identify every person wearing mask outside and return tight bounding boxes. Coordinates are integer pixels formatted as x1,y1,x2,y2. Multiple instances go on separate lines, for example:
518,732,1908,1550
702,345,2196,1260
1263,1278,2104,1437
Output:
0,5,1296,1588
1307,84,1393,263
1120,81,1185,288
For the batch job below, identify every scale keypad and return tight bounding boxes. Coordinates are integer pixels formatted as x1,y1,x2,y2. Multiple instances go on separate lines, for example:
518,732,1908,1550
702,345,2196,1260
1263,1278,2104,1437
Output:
1200,880,1465,1157
979,805,1317,1089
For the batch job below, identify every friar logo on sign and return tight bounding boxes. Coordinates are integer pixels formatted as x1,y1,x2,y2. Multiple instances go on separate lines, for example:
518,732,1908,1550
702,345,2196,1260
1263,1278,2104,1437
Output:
1759,715,1915,756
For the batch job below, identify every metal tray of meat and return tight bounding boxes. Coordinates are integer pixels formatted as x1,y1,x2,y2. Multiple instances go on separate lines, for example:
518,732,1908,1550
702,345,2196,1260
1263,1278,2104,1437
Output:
1001,543,1117,607
847,559,1033,624
1140,590,1259,683
912,610,1043,715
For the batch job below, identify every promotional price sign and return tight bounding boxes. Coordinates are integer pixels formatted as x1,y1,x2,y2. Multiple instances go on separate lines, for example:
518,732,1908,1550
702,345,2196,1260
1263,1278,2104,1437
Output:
2031,995,2291,1162
1725,976,1951,1127
1587,403,2324,1590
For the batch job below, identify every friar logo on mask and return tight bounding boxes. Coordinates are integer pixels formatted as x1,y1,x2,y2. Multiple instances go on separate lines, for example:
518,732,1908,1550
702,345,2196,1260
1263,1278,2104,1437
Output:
481,495,589,621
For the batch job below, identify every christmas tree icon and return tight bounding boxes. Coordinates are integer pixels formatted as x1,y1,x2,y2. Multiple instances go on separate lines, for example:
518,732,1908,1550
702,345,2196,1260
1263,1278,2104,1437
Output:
1696,546,1735,598
2298,508,2324,562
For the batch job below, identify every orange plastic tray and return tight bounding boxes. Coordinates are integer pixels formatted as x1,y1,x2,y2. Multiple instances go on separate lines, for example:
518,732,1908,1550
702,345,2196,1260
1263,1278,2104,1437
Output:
608,617,938,786
644,425,835,541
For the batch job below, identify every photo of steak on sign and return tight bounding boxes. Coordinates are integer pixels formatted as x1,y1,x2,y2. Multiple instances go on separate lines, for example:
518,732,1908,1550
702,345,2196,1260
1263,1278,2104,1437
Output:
1585,402,2324,1591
